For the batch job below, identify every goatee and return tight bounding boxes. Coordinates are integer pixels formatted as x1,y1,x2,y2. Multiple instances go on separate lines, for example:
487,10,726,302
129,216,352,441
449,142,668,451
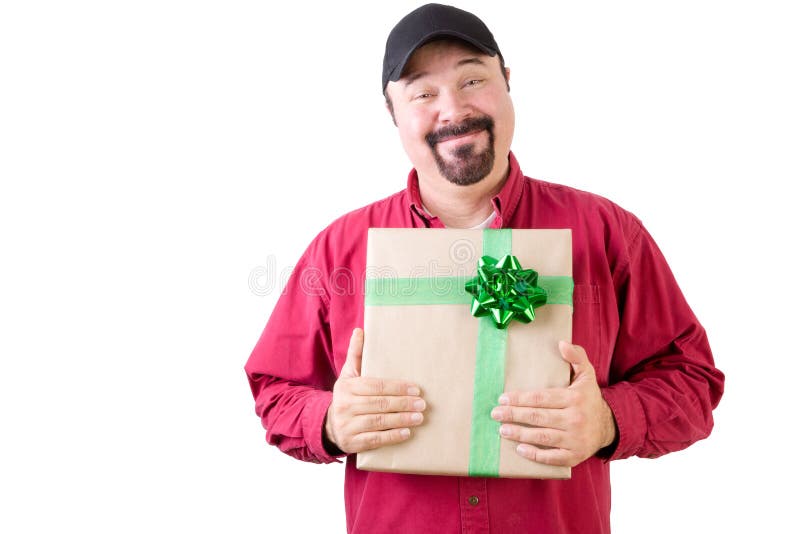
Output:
425,116,495,186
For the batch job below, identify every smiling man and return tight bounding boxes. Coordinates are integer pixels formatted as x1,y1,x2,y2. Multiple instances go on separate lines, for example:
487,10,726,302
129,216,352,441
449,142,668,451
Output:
245,4,724,533
393,46,509,189
385,31,515,229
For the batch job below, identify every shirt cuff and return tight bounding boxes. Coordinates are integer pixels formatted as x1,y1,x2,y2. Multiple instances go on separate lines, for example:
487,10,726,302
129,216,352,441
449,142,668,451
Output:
600,382,647,461
302,389,346,464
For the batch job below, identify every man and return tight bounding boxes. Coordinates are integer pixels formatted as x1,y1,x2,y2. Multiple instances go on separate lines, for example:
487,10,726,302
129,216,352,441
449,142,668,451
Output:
245,4,724,533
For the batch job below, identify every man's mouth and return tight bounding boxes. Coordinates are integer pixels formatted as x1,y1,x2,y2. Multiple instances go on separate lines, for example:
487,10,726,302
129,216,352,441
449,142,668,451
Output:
438,129,484,144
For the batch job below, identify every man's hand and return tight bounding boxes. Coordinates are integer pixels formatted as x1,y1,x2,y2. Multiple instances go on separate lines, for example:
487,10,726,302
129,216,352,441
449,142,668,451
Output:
324,328,426,454
491,341,617,467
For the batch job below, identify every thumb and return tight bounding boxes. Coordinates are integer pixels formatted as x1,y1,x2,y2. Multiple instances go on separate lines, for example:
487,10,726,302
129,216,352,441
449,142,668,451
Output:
558,340,595,384
340,328,364,379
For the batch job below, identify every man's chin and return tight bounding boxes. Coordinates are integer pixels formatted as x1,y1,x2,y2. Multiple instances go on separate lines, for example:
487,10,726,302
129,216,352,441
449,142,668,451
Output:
435,152,495,186
447,172,489,187
427,129,496,186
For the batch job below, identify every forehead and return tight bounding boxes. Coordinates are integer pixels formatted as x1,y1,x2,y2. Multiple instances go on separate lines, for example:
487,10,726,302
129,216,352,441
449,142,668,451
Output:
400,39,495,79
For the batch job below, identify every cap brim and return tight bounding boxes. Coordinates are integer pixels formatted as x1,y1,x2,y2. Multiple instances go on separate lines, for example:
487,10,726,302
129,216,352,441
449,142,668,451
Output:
386,30,497,86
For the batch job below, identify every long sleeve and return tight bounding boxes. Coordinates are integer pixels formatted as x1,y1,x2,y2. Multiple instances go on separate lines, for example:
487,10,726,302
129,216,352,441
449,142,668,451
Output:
600,220,725,461
244,249,343,464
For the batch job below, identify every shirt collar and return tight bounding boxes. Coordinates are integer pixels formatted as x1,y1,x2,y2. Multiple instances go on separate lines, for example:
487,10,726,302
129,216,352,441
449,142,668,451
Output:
406,151,525,228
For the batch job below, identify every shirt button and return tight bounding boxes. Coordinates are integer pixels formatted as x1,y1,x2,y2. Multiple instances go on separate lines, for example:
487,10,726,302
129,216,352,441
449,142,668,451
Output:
468,495,479,506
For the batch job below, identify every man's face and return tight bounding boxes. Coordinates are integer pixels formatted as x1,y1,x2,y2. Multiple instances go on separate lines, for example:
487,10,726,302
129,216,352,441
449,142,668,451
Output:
385,40,514,186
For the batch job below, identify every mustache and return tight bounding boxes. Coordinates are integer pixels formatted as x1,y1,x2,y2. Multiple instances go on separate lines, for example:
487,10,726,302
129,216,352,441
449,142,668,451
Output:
425,116,494,147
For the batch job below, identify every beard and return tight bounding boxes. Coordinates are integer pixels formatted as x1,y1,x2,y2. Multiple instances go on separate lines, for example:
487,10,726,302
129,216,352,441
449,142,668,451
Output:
425,116,495,186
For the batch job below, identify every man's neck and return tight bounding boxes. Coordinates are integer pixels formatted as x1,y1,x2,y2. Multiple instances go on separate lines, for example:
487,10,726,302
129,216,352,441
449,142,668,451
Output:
417,157,510,229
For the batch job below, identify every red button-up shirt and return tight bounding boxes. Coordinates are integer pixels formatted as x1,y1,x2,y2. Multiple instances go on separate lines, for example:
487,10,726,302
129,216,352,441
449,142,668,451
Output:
245,152,724,533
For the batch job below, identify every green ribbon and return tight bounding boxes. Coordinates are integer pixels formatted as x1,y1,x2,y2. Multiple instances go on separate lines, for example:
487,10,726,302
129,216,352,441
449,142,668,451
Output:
467,229,510,477
363,229,573,478
364,276,573,306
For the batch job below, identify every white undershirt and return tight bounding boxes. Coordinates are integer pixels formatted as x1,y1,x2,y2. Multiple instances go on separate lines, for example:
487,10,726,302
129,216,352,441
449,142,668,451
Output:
421,205,497,229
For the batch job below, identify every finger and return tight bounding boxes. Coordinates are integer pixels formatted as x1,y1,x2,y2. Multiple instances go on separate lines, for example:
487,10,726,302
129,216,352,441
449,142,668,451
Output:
515,443,573,467
352,427,413,452
350,395,426,416
349,376,421,397
499,389,573,409
558,340,595,382
348,411,425,433
499,424,566,448
340,328,364,379
491,406,567,430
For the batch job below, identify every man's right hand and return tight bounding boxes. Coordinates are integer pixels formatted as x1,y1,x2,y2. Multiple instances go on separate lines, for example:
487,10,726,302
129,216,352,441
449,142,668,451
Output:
324,328,426,454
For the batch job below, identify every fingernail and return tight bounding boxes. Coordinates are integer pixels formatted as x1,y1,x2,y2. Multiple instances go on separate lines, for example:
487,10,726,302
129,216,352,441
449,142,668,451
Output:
408,386,420,396
413,399,426,411
500,425,511,437
516,443,532,455
498,395,509,405
491,408,503,421
410,412,423,423
400,428,411,438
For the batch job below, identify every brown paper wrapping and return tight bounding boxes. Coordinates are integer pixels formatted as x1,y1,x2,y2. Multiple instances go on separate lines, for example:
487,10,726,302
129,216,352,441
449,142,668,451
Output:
357,228,573,479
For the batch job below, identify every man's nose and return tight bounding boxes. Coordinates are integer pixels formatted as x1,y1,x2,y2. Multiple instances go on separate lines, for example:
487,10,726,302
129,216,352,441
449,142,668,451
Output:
437,89,471,124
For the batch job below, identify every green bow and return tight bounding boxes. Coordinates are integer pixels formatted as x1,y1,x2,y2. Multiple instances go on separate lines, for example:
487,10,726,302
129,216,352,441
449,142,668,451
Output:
464,254,548,329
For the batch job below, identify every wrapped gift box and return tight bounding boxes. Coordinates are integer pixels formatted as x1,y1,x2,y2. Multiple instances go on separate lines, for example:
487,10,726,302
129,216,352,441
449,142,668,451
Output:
358,228,573,479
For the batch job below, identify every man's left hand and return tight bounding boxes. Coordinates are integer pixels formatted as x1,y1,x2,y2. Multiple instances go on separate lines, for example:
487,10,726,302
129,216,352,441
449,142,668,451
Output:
490,340,617,468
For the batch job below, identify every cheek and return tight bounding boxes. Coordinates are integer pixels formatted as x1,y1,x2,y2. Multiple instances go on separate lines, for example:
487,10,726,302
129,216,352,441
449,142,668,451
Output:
485,92,515,143
395,115,441,167
398,113,433,147
479,90,511,119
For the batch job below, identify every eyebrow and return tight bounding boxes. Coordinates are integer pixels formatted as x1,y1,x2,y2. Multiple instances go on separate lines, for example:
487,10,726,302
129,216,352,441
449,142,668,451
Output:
402,56,487,87
403,71,428,86
456,57,486,68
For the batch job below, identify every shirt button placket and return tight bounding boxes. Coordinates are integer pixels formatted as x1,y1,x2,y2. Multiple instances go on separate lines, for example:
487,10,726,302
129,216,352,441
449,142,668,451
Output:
458,477,490,534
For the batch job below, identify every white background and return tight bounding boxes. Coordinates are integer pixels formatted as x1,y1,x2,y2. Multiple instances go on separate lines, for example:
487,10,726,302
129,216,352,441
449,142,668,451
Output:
1,1,798,532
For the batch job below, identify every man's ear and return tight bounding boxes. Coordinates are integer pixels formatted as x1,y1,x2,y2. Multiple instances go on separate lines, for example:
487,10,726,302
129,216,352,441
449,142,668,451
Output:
505,67,511,83
385,100,397,127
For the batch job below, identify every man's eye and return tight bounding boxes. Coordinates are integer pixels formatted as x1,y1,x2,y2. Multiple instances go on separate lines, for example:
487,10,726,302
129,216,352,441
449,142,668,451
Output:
465,79,483,87
415,93,433,100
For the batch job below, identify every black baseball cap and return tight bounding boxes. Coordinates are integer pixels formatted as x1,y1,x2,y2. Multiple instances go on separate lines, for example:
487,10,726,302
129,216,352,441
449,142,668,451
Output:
382,3,502,92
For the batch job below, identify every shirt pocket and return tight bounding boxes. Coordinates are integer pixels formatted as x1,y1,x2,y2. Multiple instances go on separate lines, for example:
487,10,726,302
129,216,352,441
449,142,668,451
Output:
572,283,608,385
